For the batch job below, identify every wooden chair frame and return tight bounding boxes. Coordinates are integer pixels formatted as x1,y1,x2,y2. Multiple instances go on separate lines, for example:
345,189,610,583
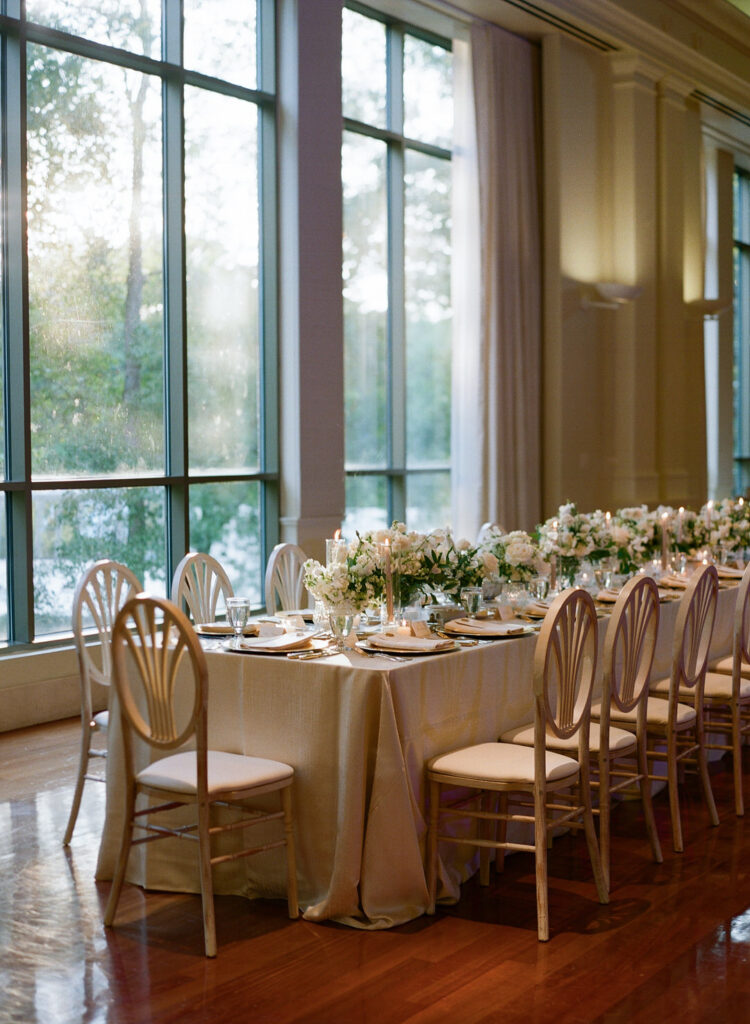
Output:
594,574,662,886
63,559,142,846
170,551,234,623
426,588,608,942
104,594,298,957
638,564,720,852
698,561,750,816
264,543,308,615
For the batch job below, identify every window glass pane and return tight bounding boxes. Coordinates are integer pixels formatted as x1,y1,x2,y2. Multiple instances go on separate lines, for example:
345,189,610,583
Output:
403,34,452,148
184,0,257,89
0,495,6,642
185,87,260,473
343,132,388,469
736,172,750,246
189,482,262,605
343,475,388,536
406,472,450,533
405,150,451,467
342,8,387,128
27,47,164,479
26,0,161,57
32,487,166,636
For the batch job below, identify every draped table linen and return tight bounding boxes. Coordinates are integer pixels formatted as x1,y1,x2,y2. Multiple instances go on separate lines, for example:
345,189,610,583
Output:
96,586,735,929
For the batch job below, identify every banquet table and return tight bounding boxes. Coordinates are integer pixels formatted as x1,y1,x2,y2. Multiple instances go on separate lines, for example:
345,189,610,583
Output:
95,584,737,930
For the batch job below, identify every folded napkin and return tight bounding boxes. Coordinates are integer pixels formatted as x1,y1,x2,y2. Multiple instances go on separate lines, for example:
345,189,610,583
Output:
596,588,621,603
658,573,689,589
443,617,526,636
523,601,552,619
368,632,455,652
716,564,745,579
236,632,313,653
276,608,315,621
197,621,259,636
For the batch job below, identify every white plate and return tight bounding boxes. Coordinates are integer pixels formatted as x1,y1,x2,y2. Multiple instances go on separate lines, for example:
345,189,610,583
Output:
228,634,324,656
355,640,460,657
443,621,535,638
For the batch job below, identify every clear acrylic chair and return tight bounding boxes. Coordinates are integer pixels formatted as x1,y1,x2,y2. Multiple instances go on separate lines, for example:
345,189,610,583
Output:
264,543,309,615
170,551,234,623
63,559,142,846
426,587,608,941
104,594,299,957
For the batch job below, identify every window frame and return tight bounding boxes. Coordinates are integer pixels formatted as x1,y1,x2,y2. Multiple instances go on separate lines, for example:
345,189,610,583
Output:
1,0,279,647
342,1,452,527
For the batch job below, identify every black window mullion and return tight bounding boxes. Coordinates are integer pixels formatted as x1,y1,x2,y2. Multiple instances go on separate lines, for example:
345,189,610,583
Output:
3,7,33,642
162,0,188,584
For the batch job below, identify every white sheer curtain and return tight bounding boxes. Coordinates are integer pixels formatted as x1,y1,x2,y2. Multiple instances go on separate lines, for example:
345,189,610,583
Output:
451,22,542,540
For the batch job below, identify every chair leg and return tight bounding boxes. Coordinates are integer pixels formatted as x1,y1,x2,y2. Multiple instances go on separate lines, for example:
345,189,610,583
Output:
732,704,744,817
579,765,608,905
598,751,610,893
637,738,663,864
479,791,491,886
496,794,508,874
197,798,217,958
281,787,299,918
103,785,136,928
666,733,684,853
426,779,441,915
534,783,549,942
63,723,93,846
696,725,719,828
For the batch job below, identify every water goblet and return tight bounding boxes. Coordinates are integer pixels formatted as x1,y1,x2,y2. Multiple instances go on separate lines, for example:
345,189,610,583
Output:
460,586,483,618
226,597,251,649
328,610,355,651
532,576,549,601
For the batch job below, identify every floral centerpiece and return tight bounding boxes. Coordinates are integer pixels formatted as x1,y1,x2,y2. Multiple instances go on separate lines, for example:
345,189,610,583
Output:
420,527,498,602
609,505,656,572
303,553,377,614
537,502,598,584
478,527,539,582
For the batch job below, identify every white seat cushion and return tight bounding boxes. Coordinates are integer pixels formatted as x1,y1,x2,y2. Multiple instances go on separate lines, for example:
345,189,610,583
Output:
651,673,750,702
428,741,579,786
708,655,750,678
703,671,750,700
500,721,636,756
594,695,696,728
137,750,293,796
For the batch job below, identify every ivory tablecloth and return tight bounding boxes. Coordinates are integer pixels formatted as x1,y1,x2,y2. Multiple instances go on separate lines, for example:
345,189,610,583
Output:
95,585,736,929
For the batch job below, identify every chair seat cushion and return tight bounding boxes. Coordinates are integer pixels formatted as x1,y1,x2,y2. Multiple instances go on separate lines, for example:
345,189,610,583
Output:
703,672,750,700
428,741,579,786
501,721,636,756
592,696,696,728
650,673,750,701
708,654,750,678
93,710,109,730
137,750,294,796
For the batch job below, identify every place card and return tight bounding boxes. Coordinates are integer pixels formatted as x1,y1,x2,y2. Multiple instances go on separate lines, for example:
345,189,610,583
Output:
496,603,515,621
259,621,284,637
410,620,433,638
282,615,306,632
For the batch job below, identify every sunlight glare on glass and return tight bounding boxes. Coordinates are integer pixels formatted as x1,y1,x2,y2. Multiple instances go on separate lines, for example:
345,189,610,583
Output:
342,7,387,128
184,0,257,88
404,34,453,149
26,0,161,56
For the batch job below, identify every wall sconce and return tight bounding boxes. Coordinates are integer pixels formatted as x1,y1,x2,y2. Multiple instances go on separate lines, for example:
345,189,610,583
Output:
686,298,732,321
580,282,643,310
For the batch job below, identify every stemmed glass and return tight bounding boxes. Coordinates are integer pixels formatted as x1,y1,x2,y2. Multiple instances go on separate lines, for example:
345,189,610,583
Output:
460,587,483,618
328,610,354,652
226,597,251,649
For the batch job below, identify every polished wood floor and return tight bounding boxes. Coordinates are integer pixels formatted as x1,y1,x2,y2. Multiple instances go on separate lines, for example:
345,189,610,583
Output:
3,718,750,1024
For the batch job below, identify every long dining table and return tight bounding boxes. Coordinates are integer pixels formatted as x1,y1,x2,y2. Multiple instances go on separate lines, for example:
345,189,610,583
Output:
95,584,737,930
